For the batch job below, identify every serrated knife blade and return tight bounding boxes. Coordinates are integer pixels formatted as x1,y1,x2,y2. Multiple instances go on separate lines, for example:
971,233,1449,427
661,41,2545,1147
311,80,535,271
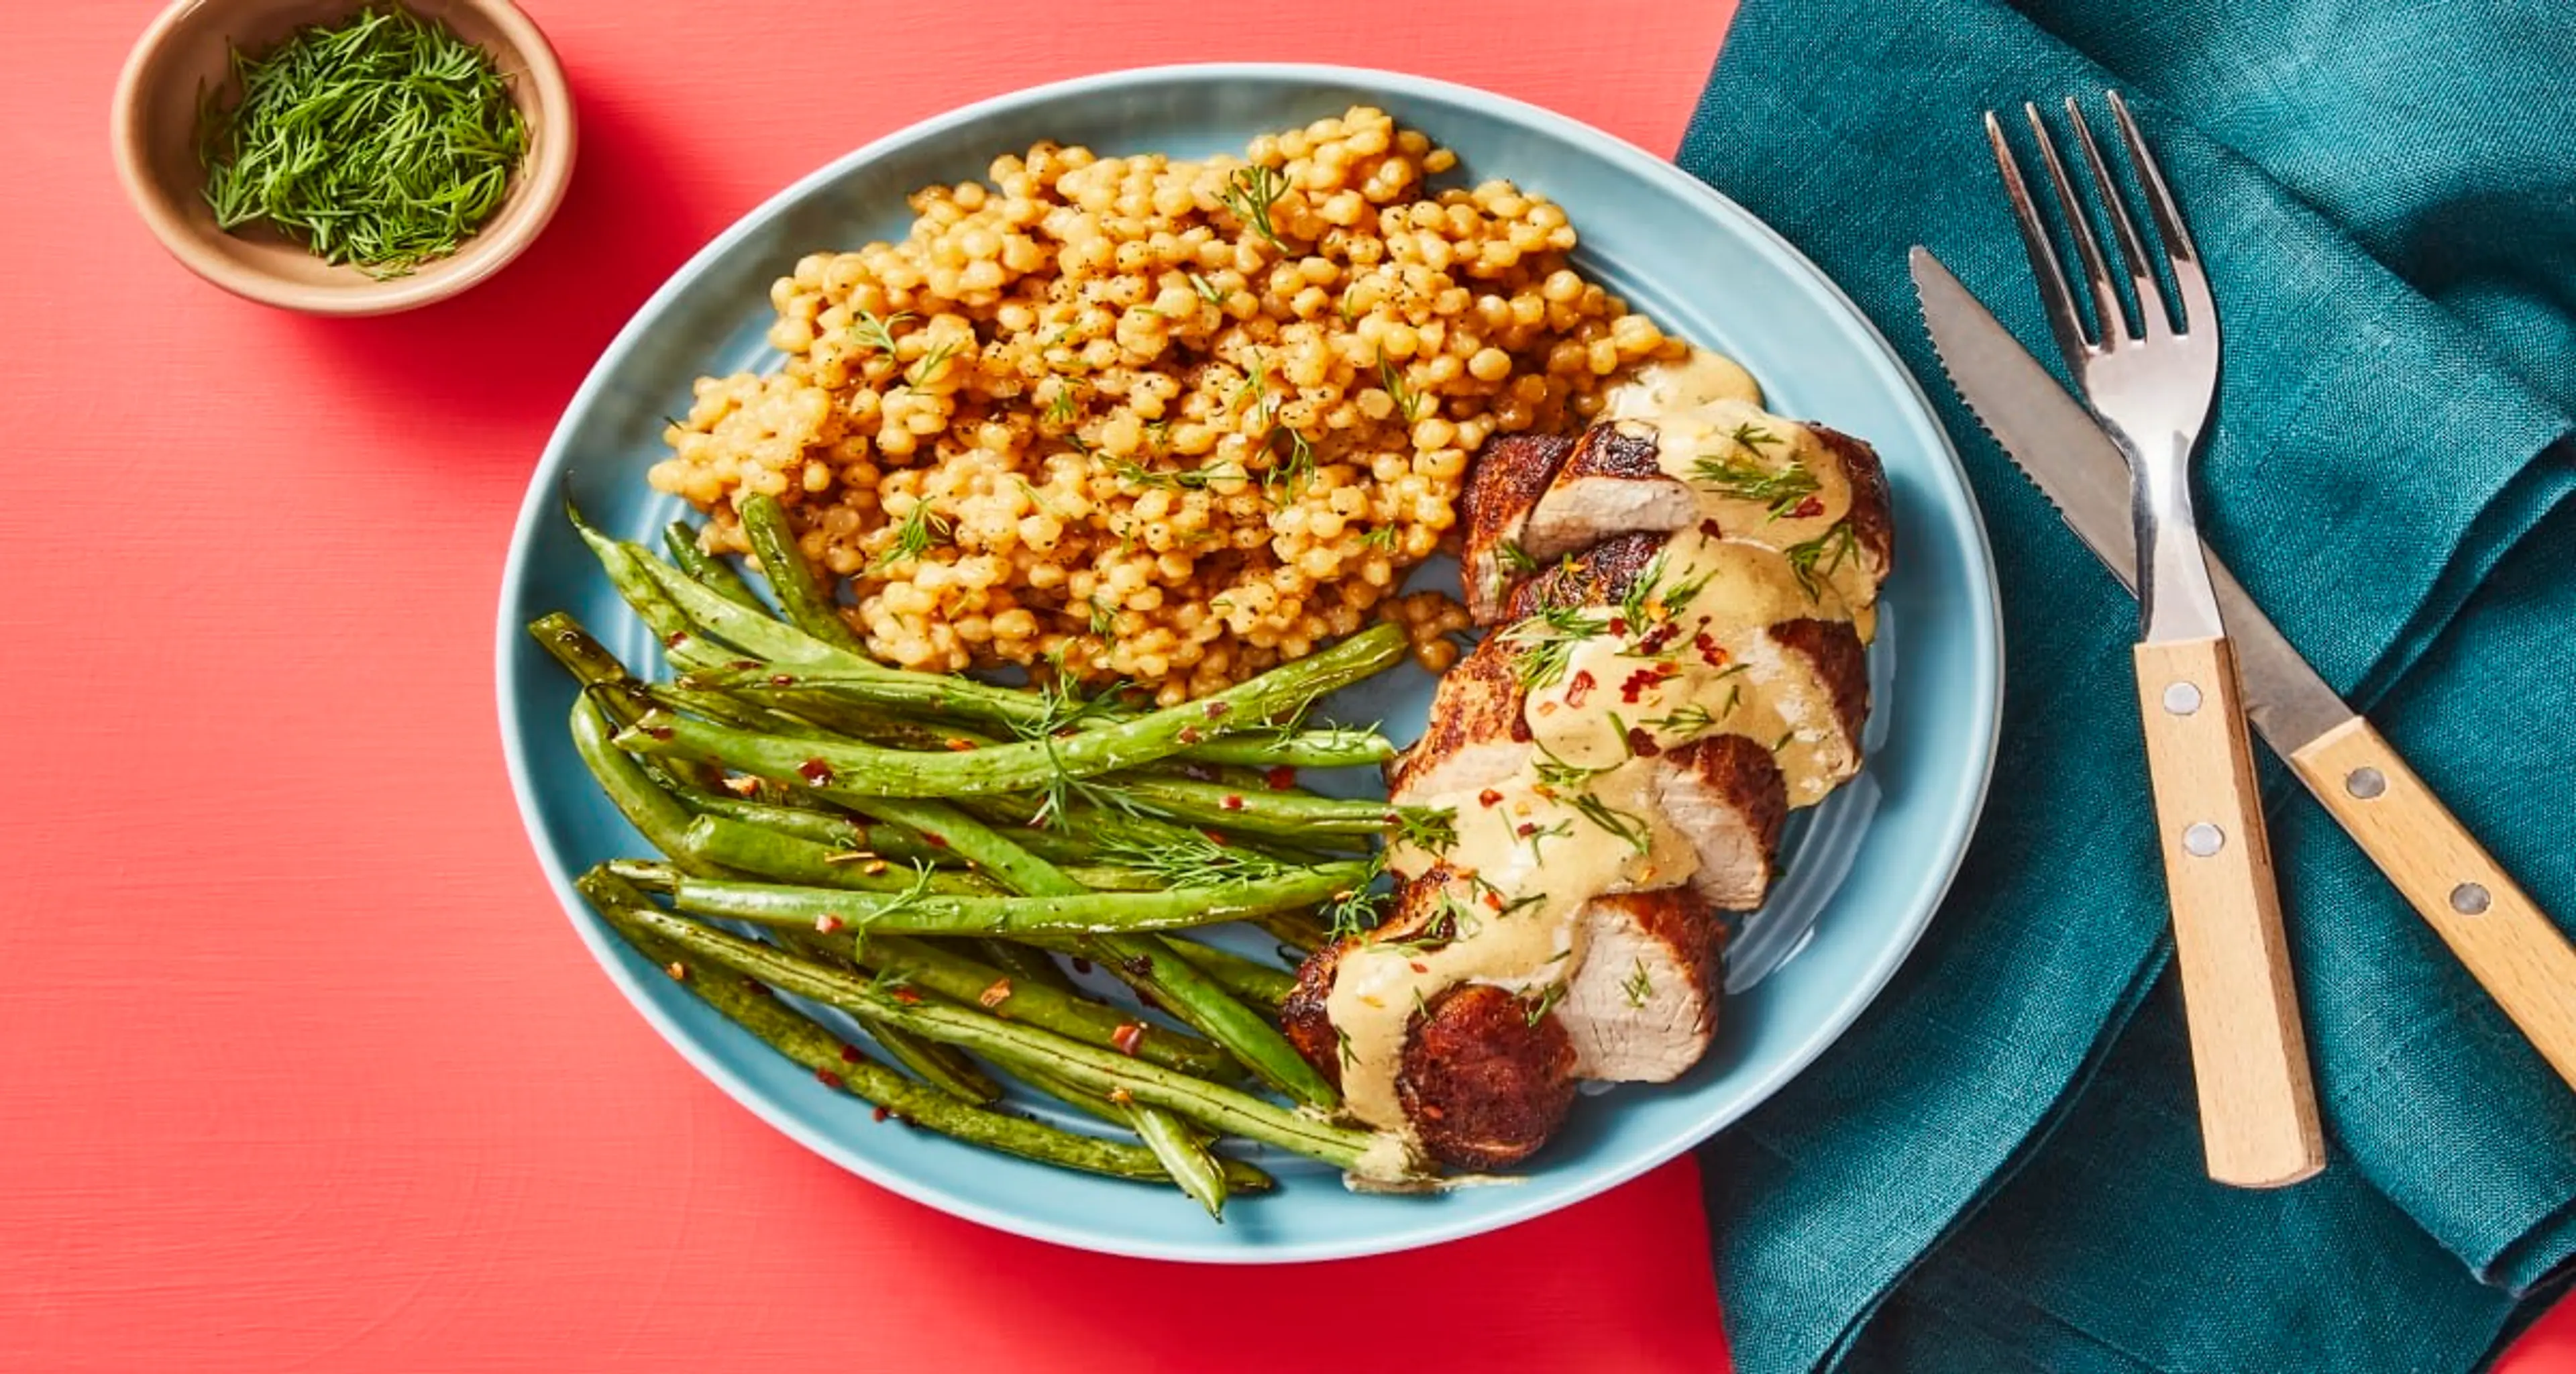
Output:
1907,246,2354,755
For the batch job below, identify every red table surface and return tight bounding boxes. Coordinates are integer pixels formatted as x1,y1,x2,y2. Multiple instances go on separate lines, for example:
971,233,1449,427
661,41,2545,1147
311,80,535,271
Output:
3,3,2568,1369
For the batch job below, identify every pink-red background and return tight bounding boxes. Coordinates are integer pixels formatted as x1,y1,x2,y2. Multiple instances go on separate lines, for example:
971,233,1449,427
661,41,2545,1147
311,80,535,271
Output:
3,2,2566,1369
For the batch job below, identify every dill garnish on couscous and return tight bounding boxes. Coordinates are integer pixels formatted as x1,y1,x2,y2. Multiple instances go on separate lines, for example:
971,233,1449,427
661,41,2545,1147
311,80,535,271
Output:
651,107,1681,702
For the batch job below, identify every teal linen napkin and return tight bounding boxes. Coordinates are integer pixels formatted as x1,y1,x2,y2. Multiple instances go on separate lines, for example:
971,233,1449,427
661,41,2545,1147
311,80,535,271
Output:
1674,3,2576,1369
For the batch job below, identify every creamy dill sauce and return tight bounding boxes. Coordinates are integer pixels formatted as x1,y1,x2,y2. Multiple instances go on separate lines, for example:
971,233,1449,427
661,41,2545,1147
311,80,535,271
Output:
1329,348,1878,1138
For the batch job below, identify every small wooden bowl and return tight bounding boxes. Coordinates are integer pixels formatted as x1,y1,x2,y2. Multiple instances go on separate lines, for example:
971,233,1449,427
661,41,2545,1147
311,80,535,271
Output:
111,0,576,316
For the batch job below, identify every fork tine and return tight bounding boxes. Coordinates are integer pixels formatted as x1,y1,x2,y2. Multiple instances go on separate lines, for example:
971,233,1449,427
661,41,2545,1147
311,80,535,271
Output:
2023,103,2129,347
1984,109,2094,372
2106,90,2215,335
2063,97,2168,339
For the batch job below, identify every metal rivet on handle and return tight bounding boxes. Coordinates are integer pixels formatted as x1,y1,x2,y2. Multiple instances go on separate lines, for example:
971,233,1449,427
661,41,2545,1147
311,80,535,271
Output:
2162,681,2202,715
2345,767,2386,800
2451,882,2492,915
2182,823,2224,857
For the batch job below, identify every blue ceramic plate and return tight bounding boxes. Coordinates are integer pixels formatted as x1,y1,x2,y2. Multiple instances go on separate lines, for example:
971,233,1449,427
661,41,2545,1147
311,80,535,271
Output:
497,64,2002,1262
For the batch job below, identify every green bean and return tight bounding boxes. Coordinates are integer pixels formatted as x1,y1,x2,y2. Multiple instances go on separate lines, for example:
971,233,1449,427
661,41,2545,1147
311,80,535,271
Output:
1071,934,1333,1107
619,904,1413,1177
857,935,1236,1079
614,624,1405,798
610,860,1372,937
1159,937,1297,1014
1253,909,1336,955
631,546,879,670
567,696,747,881
1105,774,1424,838
580,878,1270,1190
662,521,767,612
681,814,992,894
765,926,1002,1106
528,612,637,688
974,937,1077,993
738,493,870,655
692,666,1396,770
665,787,957,863
823,795,1064,898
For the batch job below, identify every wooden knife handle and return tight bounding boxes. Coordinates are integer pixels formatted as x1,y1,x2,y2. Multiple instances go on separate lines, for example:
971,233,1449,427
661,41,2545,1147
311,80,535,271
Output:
2134,635,2327,1188
2288,716,2576,1092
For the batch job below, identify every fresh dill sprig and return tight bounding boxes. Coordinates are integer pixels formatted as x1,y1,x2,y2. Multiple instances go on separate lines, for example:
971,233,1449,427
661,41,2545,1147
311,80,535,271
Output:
1325,852,1393,939
1495,539,1540,575
1618,553,1711,635
1521,982,1569,1027
860,863,940,928
1621,958,1654,1009
1185,271,1226,308
1109,458,1245,491
1220,164,1289,252
1518,817,1573,864
1530,741,1607,791
1640,701,1719,738
1042,378,1083,427
1691,423,1820,519
1567,792,1654,855
1096,831,1291,887
1503,603,1609,692
196,6,529,277
1087,595,1117,636
1263,425,1317,502
904,338,962,390
849,309,915,356
1393,805,1458,854
865,501,951,575
1379,353,1426,425
1784,519,1860,598
1360,525,1399,552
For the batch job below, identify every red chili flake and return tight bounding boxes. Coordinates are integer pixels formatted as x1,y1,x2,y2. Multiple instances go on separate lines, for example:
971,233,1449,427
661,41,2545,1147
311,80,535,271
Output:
1619,668,1659,704
1111,1022,1146,1056
1409,961,1429,973
662,961,688,982
1637,623,1681,655
798,757,835,785
945,737,979,753
1178,725,1204,745
1608,617,1629,637
1477,788,1504,808
663,631,692,649
727,659,761,672
1482,890,1505,911
1265,765,1297,791
1200,830,1228,846
1107,1088,1135,1106
978,977,1013,1008
814,1067,844,1090
1220,794,1246,812
839,1044,865,1063
922,833,950,849
872,1105,892,1122
1695,633,1731,668
768,673,798,687
813,914,845,935
1515,822,1540,838
1627,727,1663,758
643,725,675,741
1203,701,1232,719
1564,670,1597,707
1790,495,1825,519
891,988,924,1006
1698,518,1725,539
861,859,890,876
1419,1104,1446,1122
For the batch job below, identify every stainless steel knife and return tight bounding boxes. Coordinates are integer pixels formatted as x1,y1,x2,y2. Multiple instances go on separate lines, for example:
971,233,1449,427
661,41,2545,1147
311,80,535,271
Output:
1912,245,2576,1092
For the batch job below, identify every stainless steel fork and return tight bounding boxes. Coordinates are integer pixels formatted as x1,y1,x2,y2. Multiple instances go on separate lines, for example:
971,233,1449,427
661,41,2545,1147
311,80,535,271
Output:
1988,93,2325,1188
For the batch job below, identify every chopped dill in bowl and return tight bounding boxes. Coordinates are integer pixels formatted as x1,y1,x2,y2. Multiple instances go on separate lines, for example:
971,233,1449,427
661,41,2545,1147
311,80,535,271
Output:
195,7,529,278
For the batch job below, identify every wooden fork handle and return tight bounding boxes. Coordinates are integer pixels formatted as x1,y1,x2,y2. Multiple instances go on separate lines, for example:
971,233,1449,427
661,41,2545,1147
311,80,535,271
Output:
2135,635,2327,1188
2288,717,2576,1092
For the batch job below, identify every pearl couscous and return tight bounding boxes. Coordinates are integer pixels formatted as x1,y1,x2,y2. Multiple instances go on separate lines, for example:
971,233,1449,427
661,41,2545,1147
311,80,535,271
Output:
649,107,1684,702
